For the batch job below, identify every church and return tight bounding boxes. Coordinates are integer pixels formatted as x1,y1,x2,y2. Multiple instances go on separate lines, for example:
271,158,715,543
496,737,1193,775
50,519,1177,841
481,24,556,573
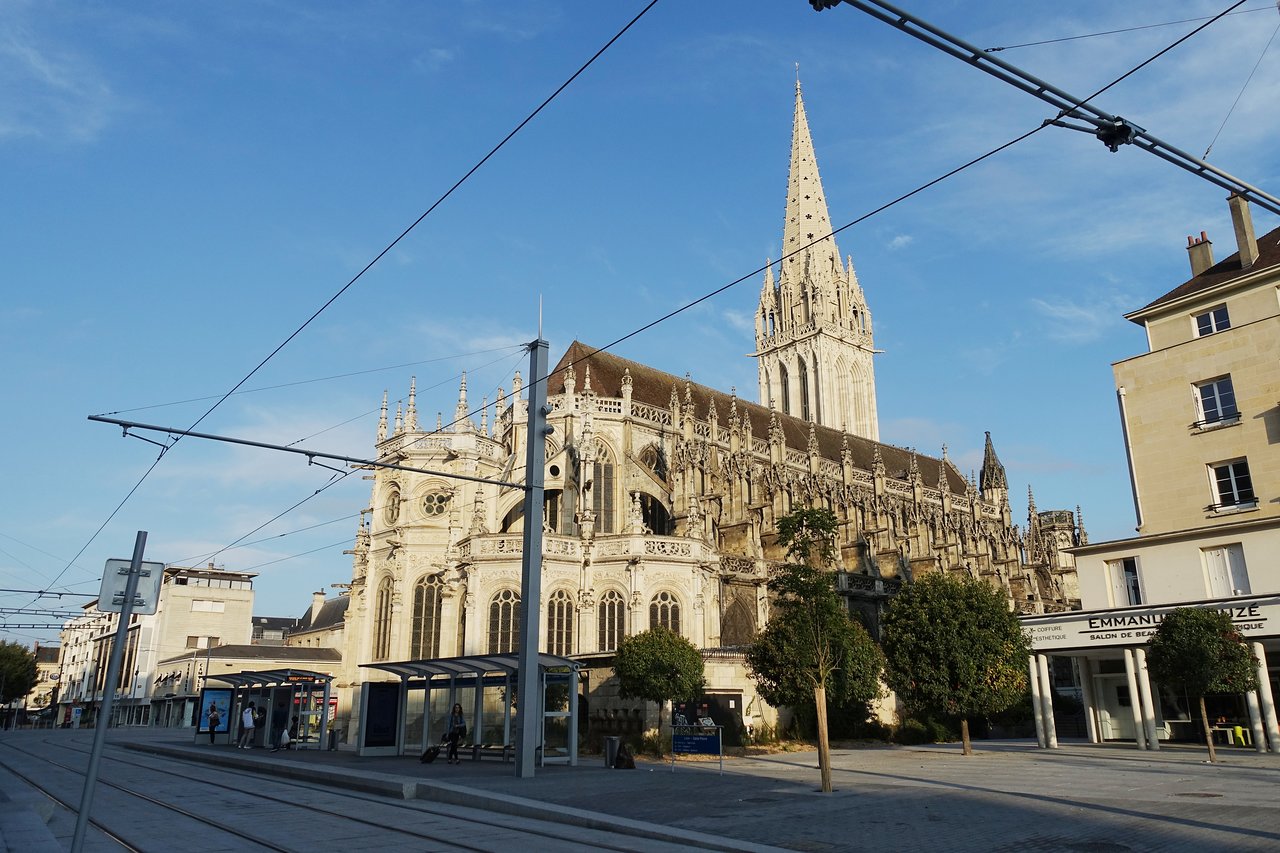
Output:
329,81,1083,744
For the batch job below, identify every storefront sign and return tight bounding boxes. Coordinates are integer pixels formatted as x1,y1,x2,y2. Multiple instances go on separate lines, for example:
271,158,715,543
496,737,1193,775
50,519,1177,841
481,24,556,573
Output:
1022,595,1279,651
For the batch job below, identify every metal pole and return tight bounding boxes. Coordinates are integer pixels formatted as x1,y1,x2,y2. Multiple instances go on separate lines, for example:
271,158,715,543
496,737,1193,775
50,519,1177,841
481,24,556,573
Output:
515,337,548,778
72,531,147,853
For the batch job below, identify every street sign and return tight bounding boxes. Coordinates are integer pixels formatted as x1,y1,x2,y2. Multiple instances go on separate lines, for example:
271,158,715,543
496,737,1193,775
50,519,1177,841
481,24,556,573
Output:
97,557,165,615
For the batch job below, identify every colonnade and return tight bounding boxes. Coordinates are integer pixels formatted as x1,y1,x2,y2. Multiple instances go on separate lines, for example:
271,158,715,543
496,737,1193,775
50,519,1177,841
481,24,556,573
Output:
1029,643,1280,754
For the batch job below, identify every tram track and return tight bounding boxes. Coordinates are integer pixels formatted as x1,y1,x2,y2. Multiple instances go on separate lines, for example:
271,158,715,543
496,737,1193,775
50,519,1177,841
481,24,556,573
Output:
5,736,669,853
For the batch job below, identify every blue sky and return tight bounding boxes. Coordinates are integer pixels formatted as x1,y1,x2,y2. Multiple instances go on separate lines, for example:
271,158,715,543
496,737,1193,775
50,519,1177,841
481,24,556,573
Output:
4,1,1279,647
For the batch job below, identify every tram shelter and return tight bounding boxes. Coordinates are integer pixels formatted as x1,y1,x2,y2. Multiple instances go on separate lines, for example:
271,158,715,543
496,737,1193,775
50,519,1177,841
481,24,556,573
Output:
358,653,580,764
200,669,333,750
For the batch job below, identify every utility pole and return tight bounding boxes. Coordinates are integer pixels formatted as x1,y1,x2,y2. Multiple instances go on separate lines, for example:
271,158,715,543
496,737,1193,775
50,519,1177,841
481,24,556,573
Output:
515,337,549,779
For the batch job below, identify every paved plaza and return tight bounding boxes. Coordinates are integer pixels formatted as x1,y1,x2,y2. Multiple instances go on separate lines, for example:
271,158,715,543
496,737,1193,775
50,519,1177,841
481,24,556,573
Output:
4,731,1279,851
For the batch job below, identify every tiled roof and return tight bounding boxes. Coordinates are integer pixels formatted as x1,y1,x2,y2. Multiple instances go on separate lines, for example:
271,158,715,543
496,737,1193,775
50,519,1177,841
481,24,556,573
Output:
1131,222,1280,318
295,596,349,633
549,342,968,492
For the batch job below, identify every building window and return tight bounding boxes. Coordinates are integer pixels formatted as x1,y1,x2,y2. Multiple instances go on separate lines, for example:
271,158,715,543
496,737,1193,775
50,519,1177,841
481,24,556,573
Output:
593,449,616,534
546,590,574,656
597,590,626,652
1194,376,1238,426
372,576,393,661
190,599,226,613
410,575,443,660
1202,544,1250,597
779,364,790,416
798,358,811,422
1107,557,1142,606
488,589,520,654
650,591,681,634
384,485,400,524
421,492,450,518
1210,460,1255,510
1194,305,1230,337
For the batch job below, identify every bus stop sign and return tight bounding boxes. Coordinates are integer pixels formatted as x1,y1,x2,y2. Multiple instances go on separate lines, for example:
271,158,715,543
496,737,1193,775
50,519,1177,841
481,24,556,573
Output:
98,558,165,615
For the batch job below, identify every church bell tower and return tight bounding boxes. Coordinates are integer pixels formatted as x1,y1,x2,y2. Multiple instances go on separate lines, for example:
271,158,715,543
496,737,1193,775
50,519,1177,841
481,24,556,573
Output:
754,78,879,440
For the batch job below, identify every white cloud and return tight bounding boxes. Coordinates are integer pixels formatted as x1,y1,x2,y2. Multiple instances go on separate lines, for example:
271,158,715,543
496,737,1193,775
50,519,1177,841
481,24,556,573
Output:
1030,291,1132,344
722,309,755,333
886,234,913,251
0,23,118,142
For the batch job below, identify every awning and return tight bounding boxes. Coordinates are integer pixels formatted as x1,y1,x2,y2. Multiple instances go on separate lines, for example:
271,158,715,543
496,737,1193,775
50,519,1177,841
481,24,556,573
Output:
361,652,579,680
201,668,333,688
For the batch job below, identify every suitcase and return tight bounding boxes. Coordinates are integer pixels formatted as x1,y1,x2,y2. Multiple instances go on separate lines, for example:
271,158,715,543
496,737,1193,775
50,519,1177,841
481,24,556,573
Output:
420,745,441,764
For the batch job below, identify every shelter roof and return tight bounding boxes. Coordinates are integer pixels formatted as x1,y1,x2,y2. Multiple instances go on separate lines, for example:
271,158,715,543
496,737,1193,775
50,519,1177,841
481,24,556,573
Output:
361,652,579,680
202,668,333,688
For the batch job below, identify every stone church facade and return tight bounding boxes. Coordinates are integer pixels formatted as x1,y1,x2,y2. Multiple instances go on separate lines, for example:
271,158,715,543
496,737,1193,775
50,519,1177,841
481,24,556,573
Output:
333,82,1082,742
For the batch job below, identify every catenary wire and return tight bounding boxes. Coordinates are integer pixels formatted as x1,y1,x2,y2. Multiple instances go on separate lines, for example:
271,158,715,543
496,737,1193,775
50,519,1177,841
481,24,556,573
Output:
1203,13,1280,158
92,344,525,418
59,1,661,605
984,4,1272,52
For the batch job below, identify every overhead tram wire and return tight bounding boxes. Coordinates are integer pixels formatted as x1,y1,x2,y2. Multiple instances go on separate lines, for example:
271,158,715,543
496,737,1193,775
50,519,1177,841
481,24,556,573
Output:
94,344,526,418
186,345,528,571
66,1,661,603
984,4,1273,52
1203,8,1280,159
544,0,1250,389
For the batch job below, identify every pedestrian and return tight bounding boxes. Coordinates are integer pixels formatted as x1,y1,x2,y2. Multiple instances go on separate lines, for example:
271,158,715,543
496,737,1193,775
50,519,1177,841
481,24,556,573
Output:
446,703,467,765
206,702,221,745
273,715,299,752
238,702,256,748
254,705,267,748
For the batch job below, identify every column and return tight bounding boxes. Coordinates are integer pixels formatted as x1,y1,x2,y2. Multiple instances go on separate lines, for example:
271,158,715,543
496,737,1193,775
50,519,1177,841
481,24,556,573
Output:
1036,654,1058,749
1029,655,1046,749
1122,649,1146,750
1077,657,1099,744
1246,690,1266,754
1133,648,1160,751
1252,642,1279,752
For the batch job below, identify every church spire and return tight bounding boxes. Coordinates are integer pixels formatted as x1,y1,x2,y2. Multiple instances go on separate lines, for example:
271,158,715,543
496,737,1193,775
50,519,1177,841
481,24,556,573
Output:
455,372,471,432
782,77,835,260
405,376,418,432
377,391,388,442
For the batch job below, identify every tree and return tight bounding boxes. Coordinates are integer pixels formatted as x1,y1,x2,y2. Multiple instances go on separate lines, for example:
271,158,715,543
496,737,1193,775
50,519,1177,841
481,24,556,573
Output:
612,626,705,752
746,508,884,792
880,573,1029,755
0,642,37,706
1145,607,1257,763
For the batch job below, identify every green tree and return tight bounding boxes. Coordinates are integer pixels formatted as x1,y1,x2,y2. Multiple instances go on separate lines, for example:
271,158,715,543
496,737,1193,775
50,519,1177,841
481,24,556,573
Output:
881,573,1029,755
1145,607,1257,763
0,642,37,705
612,626,705,753
747,508,884,792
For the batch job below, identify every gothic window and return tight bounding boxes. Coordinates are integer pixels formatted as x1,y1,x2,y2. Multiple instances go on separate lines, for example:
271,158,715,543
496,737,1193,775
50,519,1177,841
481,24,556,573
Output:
798,357,811,422
546,589,574,656
373,576,394,661
720,594,756,647
779,364,790,416
421,492,450,518
650,591,681,634
638,444,668,482
410,575,443,660
488,588,520,654
811,355,821,423
593,443,616,533
640,494,674,536
597,590,626,652
384,485,400,525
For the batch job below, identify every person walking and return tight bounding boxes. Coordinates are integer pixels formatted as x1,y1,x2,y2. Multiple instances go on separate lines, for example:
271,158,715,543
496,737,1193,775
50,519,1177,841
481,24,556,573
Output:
205,702,221,745
238,702,256,748
445,703,466,765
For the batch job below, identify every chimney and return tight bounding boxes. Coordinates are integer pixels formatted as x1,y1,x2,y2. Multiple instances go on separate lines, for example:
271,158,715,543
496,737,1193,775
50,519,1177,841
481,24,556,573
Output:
310,590,326,623
1227,194,1259,269
1187,231,1214,276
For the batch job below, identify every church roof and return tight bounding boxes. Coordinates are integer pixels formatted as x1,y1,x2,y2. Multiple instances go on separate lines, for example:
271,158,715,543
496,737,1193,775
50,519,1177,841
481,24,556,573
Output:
1129,221,1280,320
549,341,967,493
295,596,349,633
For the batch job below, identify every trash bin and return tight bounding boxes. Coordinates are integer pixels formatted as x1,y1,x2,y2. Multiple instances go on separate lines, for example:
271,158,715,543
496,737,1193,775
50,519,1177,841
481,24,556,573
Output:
604,735,621,768
328,728,341,751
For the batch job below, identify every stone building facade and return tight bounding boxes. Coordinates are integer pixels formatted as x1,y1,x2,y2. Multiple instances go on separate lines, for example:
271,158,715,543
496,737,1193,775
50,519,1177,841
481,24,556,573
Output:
333,82,1082,742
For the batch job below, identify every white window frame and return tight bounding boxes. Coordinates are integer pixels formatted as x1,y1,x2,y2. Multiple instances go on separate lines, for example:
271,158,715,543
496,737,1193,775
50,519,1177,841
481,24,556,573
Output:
1193,304,1230,337
1202,544,1250,598
1107,557,1142,607
1208,459,1256,511
1192,375,1239,428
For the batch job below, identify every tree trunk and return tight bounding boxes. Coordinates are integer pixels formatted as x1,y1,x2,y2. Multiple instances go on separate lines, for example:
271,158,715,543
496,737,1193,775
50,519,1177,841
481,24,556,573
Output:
814,684,832,793
960,718,972,755
1199,695,1218,764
